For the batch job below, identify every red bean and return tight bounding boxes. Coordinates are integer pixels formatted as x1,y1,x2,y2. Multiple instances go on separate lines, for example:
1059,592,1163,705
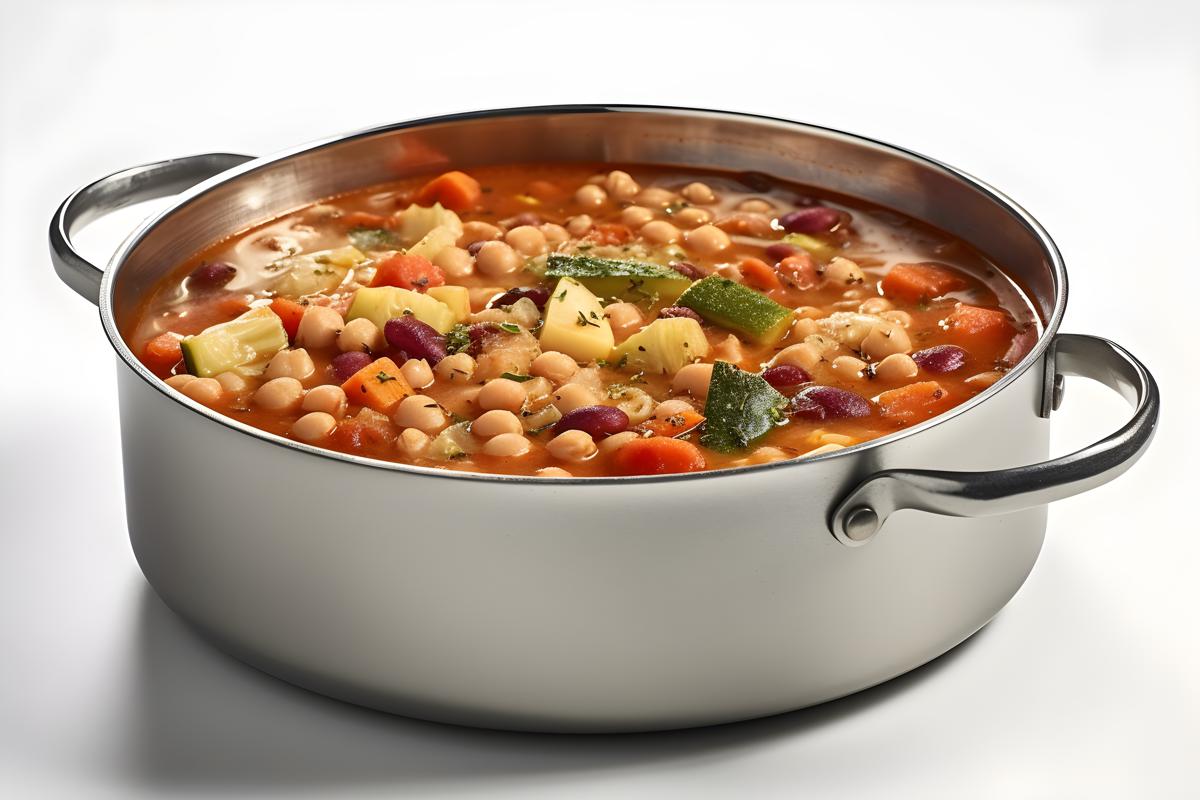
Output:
466,241,487,256
912,344,968,373
764,243,800,263
779,206,842,234
554,405,630,439
658,306,702,322
792,386,871,418
669,261,704,280
384,316,448,364
332,351,373,382
502,212,542,229
188,261,236,289
489,286,551,310
762,364,810,389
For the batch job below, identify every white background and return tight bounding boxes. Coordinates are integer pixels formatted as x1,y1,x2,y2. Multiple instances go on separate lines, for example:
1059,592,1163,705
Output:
2,0,1197,797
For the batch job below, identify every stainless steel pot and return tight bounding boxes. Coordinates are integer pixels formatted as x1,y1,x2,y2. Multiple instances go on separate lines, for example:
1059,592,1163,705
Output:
49,106,1159,733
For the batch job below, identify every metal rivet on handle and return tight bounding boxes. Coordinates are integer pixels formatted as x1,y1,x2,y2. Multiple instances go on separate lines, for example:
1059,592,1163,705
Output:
842,506,880,542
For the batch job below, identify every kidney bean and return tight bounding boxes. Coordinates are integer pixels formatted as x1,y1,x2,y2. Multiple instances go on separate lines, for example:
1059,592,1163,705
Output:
762,364,810,389
778,206,842,234
502,211,542,229
669,261,703,280
792,386,871,419
657,306,702,322
466,241,488,256
911,344,968,373
736,171,773,192
384,316,448,364
489,285,551,310
188,261,237,289
554,405,630,439
763,243,800,263
332,350,374,382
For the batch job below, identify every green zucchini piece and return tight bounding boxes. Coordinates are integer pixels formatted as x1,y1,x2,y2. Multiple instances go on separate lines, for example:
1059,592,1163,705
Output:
782,233,836,261
700,361,788,453
180,306,288,378
676,276,792,344
545,253,689,304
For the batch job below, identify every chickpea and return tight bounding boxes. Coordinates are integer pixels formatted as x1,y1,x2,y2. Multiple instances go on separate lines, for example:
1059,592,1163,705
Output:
773,342,823,372
296,306,343,350
214,371,250,393
400,358,435,389
301,384,348,418
881,310,914,328
393,394,447,433
530,351,579,385
471,409,524,438
681,182,716,204
574,184,608,209
397,427,431,458
474,241,522,277
291,411,336,442
181,377,223,405
860,322,912,361
684,224,731,256
435,352,476,383
713,334,744,364
478,378,527,412
671,362,714,400
794,305,824,320
804,443,846,457
604,302,644,342
459,221,502,247
265,348,316,382
539,223,569,248
652,398,695,418
874,353,919,381
255,377,304,412
791,317,820,339
482,432,531,457
824,256,866,286
598,430,640,455
737,198,775,214
165,374,195,391
523,376,554,408
831,355,868,379
551,383,600,414
672,207,712,228
604,170,641,202
635,187,676,208
433,246,475,280
536,466,574,478
859,296,893,314
565,214,594,237
621,206,655,228
965,371,1003,388
505,225,548,257
546,429,597,462
337,318,383,354
640,220,681,244
746,446,789,464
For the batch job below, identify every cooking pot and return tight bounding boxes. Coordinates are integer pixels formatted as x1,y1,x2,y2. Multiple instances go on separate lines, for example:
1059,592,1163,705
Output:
49,106,1159,732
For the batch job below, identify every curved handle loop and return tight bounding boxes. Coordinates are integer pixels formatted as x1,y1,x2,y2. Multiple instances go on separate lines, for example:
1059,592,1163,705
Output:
830,333,1160,545
49,153,254,305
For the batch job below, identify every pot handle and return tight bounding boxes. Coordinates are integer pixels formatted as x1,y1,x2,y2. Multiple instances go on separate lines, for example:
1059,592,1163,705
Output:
829,333,1160,546
49,153,255,305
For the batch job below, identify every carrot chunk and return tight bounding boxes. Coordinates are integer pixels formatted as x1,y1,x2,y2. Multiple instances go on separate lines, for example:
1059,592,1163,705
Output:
945,304,1015,349
142,332,184,375
269,297,306,340
370,253,445,292
612,437,707,475
414,171,482,211
880,262,968,302
778,253,818,290
640,410,706,438
587,223,634,246
877,381,956,424
340,357,414,414
739,257,783,291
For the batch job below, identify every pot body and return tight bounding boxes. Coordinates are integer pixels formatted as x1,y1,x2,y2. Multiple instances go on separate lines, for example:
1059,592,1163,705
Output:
87,107,1079,732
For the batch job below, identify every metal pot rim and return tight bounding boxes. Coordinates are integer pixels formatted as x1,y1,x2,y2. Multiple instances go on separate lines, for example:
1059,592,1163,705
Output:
95,103,1068,485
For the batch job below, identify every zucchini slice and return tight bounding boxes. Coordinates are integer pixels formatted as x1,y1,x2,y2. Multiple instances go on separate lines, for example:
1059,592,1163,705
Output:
700,361,788,453
676,276,792,345
546,253,690,304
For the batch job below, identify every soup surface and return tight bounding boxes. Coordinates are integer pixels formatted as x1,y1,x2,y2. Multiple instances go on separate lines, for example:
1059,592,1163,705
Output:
130,163,1039,477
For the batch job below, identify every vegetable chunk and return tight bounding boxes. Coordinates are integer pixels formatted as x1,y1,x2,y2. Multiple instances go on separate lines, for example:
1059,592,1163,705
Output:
677,276,792,344
339,357,414,414
701,361,788,453
539,277,615,362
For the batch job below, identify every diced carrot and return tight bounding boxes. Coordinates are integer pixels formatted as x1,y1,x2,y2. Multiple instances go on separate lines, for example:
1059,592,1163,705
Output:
142,332,183,375
945,304,1016,349
877,381,956,424
587,223,634,245
740,257,783,291
778,254,819,290
340,211,390,229
640,410,706,438
340,357,414,414
414,170,483,211
612,437,707,475
370,253,446,291
880,262,968,302
331,409,396,450
269,297,306,340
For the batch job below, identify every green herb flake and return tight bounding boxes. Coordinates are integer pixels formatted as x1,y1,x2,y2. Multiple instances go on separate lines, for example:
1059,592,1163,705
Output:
498,322,521,334
500,372,533,382
375,371,396,384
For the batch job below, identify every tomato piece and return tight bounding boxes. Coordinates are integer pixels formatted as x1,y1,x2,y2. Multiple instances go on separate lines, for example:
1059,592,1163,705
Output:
612,437,707,475
880,262,968,302
414,171,483,211
778,254,819,290
269,297,306,340
739,257,783,291
370,253,446,292
587,223,634,245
